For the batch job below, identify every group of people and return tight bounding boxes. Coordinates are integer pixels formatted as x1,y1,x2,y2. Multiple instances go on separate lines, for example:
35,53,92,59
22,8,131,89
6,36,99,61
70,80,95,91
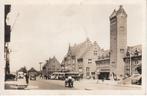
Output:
65,76,74,87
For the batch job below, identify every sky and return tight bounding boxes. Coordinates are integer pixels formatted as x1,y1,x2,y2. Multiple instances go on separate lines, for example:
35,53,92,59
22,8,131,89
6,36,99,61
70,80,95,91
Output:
7,3,144,72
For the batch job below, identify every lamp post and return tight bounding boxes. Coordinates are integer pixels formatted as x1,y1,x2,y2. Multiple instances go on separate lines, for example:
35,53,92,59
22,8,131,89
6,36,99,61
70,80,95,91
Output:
39,62,43,77
96,68,100,84
129,52,132,76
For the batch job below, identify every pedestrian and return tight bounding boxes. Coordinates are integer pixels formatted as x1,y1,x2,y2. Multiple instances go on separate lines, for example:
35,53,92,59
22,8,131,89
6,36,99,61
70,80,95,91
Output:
96,74,99,83
102,77,105,82
93,76,95,80
25,73,29,85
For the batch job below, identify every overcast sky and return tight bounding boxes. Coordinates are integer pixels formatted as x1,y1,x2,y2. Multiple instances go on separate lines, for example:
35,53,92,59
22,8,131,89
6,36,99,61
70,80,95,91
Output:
8,3,144,72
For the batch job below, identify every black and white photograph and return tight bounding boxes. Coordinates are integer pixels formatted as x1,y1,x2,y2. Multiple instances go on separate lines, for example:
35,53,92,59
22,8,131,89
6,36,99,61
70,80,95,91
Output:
1,0,146,95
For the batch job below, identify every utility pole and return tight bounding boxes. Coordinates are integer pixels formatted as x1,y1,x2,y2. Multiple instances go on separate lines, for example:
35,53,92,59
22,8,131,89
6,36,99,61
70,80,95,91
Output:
39,62,43,78
4,5,11,81
129,52,132,76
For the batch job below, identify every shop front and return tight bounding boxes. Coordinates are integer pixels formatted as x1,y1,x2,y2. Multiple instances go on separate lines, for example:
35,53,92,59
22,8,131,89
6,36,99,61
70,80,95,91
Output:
98,69,110,80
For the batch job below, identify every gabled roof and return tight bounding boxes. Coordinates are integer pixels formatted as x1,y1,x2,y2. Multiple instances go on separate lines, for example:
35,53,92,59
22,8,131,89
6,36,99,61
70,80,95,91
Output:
66,38,92,58
28,67,38,72
116,5,127,16
50,56,60,65
17,67,27,73
43,56,61,68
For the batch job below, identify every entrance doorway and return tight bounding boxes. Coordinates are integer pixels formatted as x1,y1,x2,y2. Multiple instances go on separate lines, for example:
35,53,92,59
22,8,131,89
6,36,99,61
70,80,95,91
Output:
98,72,110,80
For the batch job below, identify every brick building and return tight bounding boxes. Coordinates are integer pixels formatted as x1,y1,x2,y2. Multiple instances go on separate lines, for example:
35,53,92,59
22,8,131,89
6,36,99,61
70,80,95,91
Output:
95,45,142,80
95,5,142,80
42,56,61,78
61,38,108,78
28,67,39,77
62,5,142,80
124,45,142,76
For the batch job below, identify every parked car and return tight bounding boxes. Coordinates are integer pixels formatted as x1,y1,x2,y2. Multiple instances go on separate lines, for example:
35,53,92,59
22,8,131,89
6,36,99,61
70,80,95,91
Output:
17,72,27,89
131,74,142,85
30,74,36,80
65,72,80,81
50,75,56,79
51,72,65,80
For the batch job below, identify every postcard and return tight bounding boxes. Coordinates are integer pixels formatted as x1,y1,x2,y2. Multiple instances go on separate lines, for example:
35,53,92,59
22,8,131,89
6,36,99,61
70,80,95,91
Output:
0,0,146,95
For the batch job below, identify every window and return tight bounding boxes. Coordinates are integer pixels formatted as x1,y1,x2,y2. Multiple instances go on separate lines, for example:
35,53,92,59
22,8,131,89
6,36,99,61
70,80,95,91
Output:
88,62,92,64
91,72,95,75
135,60,138,64
120,49,124,53
88,59,92,61
88,59,92,64
86,72,90,76
77,58,83,63
94,51,97,55
86,67,90,72
86,67,90,76
120,26,124,31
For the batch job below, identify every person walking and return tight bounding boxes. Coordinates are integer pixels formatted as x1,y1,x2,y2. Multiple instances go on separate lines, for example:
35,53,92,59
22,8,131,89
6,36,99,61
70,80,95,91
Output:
25,73,29,85
96,74,99,84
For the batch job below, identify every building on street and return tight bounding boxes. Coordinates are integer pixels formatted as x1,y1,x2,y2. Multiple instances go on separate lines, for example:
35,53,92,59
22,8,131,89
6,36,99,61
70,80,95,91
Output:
61,38,109,79
42,56,61,79
95,50,110,80
123,45,142,76
95,45,142,80
28,67,39,77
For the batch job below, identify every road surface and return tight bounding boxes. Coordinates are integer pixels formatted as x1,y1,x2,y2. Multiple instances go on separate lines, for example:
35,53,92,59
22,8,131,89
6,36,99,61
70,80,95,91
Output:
5,78,141,90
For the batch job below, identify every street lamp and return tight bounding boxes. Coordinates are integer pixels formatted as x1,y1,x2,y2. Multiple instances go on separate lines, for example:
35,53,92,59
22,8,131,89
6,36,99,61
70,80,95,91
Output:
96,68,100,84
39,62,43,77
129,52,133,76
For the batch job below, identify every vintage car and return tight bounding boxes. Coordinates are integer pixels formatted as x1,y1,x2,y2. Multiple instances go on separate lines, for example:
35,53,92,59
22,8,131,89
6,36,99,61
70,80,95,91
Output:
65,72,80,81
30,74,36,80
17,72,27,89
51,72,65,80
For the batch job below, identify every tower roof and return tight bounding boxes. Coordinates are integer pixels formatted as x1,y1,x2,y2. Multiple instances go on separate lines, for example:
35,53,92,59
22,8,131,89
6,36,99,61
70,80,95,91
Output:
67,44,72,56
109,9,117,19
116,5,127,16
110,5,127,19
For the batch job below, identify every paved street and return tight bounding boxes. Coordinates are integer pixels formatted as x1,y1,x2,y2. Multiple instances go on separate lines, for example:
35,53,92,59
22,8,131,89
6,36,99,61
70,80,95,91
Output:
5,78,142,90
26,79,77,90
